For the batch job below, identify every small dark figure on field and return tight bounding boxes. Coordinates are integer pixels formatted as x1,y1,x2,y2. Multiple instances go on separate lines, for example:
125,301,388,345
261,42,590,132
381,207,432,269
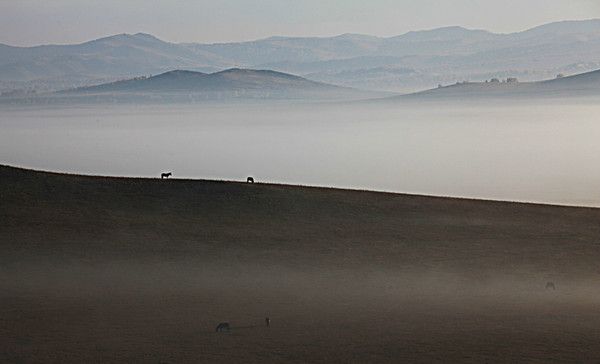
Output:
546,282,556,290
161,172,172,179
247,177,254,183
265,317,270,327
215,322,230,332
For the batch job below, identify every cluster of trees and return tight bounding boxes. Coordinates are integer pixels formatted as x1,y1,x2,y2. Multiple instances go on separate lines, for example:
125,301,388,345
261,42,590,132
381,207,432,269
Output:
485,77,518,84
0,89,37,97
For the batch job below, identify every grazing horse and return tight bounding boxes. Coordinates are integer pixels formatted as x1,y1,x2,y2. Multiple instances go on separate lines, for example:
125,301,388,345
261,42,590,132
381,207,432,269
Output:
546,282,556,290
161,172,172,179
215,322,230,332
247,177,255,183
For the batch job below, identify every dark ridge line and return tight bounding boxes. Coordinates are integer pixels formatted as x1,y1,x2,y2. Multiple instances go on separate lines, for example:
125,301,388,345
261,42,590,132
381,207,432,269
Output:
2,163,597,211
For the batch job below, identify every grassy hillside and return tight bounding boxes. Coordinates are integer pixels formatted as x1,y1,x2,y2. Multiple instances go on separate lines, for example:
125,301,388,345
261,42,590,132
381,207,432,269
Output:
396,68,600,100
3,164,600,363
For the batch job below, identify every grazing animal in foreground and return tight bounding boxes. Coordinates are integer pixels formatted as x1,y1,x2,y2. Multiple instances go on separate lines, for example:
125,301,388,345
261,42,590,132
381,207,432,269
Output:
161,172,172,179
215,322,230,332
247,177,255,183
546,282,556,290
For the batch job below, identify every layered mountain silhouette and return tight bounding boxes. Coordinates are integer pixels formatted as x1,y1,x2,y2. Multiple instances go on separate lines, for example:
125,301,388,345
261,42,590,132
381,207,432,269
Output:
4,19,600,93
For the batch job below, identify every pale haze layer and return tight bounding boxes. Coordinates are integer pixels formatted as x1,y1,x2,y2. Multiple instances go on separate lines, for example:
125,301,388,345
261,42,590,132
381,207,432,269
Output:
1,0,600,46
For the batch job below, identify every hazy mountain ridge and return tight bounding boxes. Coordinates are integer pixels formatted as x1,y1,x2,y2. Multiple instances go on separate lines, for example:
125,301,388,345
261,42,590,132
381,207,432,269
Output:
3,19,600,93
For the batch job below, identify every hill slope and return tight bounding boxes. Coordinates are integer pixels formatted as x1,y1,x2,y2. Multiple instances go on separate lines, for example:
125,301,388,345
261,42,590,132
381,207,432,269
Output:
396,68,600,100
3,164,600,363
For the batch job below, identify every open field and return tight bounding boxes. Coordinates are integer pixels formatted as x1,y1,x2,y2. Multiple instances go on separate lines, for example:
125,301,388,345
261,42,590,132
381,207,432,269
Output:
2,164,600,363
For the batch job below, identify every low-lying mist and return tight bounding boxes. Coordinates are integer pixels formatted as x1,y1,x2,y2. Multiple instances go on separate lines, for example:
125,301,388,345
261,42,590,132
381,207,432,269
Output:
4,260,600,308
2,98,600,207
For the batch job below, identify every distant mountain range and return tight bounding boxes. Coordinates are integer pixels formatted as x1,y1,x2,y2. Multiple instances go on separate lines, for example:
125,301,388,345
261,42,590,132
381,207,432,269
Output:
3,19,600,93
55,68,378,101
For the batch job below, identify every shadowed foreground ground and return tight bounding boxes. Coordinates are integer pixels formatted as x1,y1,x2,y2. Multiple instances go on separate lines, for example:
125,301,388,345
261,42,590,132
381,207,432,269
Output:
2,164,600,363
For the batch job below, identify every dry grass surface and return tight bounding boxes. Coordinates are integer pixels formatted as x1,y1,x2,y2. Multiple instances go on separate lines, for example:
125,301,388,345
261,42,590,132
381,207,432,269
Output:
2,164,600,363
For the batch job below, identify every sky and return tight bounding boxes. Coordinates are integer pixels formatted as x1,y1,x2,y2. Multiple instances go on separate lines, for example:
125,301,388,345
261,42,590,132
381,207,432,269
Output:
1,0,600,46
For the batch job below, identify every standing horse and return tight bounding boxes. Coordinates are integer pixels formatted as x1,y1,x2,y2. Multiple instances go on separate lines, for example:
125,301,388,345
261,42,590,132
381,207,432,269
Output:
215,322,230,332
161,172,172,179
